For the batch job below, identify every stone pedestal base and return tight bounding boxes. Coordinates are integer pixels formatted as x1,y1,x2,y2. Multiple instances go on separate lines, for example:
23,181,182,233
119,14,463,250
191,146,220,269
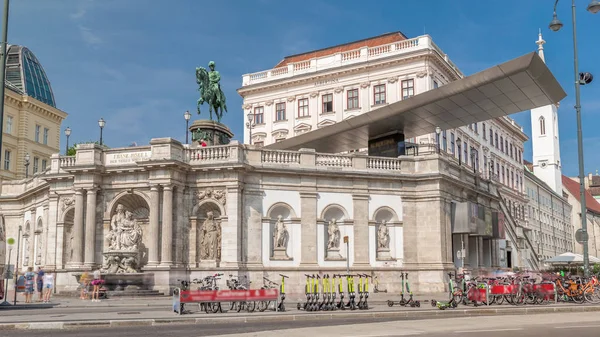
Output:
198,260,218,268
271,247,292,260
326,248,344,260
377,248,393,260
189,120,233,146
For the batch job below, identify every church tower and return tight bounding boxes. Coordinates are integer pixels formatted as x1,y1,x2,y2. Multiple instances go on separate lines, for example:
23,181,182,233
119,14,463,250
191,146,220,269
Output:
531,30,563,194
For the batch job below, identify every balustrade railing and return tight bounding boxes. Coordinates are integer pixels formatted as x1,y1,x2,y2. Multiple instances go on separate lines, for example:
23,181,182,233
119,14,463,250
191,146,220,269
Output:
59,156,76,168
187,145,231,163
261,150,301,164
368,157,402,171
316,154,352,167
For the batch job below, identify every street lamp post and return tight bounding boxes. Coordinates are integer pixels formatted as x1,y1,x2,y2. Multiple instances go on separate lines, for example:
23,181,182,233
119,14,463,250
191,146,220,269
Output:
13,225,21,305
64,127,71,155
98,118,105,146
184,110,191,145
24,153,29,178
246,113,255,145
435,127,441,153
549,0,598,278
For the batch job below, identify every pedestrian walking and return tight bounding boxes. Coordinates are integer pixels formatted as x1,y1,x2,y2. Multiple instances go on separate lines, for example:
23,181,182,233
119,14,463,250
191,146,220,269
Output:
36,267,45,302
42,270,54,303
91,269,103,302
79,271,90,300
23,267,36,303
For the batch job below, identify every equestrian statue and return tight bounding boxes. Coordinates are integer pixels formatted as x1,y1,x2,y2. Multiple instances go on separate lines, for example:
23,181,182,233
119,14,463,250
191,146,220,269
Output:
196,61,228,123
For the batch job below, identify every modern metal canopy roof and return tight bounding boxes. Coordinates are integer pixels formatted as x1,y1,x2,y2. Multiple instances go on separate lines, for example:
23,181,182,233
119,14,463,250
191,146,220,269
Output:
265,52,566,153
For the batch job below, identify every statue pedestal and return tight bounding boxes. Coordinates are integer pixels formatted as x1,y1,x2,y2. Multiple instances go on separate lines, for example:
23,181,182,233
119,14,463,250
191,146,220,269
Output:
189,120,233,146
271,247,291,261
326,247,344,260
198,260,218,268
102,250,141,274
377,248,393,260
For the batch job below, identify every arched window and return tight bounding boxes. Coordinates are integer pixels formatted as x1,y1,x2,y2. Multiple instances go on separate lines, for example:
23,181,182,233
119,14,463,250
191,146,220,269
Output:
539,117,546,135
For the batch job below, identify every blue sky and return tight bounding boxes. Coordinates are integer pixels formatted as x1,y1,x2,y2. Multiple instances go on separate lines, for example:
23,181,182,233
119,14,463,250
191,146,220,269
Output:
7,0,600,176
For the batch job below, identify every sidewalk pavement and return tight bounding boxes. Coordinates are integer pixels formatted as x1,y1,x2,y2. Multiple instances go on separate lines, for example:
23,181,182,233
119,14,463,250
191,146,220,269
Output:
3,290,598,331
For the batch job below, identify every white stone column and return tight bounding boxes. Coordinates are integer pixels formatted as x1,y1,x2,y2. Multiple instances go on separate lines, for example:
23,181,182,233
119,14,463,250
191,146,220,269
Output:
222,185,241,266
69,189,85,268
353,194,370,266
42,205,49,266
29,208,36,268
160,185,174,266
147,185,160,266
45,196,59,269
84,188,98,268
299,192,318,265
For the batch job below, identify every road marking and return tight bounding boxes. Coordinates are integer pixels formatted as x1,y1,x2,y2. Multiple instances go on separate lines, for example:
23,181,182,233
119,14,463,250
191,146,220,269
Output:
455,328,523,333
554,325,600,329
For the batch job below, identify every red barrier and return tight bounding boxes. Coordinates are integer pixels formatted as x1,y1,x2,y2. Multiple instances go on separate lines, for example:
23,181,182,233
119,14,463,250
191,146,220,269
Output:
489,284,518,295
180,289,279,303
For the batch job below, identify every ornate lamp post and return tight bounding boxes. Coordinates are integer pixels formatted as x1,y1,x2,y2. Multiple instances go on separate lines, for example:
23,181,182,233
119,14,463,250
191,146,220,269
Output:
435,126,441,153
98,118,105,146
24,153,30,178
64,127,71,155
246,112,255,145
184,110,191,144
549,0,598,277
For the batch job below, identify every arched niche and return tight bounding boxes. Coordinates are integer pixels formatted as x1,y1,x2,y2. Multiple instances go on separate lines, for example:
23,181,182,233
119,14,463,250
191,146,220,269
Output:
372,206,399,223
24,221,31,236
108,193,150,220
321,204,349,222
193,200,225,219
36,217,43,233
266,202,297,220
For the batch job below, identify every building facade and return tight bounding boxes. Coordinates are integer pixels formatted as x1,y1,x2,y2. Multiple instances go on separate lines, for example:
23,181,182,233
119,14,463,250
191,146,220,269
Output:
0,138,503,293
239,32,532,270
1,45,68,181
524,164,573,262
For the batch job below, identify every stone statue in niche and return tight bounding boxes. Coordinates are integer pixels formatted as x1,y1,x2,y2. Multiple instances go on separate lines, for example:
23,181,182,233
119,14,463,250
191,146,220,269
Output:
377,220,393,260
326,219,343,260
102,204,143,273
199,211,220,260
377,220,390,249
271,215,291,260
327,219,341,249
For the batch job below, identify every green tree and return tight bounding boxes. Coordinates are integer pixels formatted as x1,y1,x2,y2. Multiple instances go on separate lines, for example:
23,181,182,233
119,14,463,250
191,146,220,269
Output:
66,141,106,156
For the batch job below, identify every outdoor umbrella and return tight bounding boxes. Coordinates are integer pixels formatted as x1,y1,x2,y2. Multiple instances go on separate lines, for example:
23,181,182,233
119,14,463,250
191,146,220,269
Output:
544,252,600,264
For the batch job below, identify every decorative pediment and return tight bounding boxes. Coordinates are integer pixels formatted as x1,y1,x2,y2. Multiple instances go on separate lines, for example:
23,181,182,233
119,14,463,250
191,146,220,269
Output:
344,114,356,120
243,104,252,110
309,92,318,98
265,100,274,106
294,123,312,135
196,188,226,206
317,119,336,128
387,77,398,83
416,71,427,78
271,129,289,140
287,96,296,102
252,132,267,142
334,87,343,94
360,82,370,88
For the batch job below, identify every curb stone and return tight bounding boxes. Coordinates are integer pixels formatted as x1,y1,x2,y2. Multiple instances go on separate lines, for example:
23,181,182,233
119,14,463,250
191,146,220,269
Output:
1,305,600,330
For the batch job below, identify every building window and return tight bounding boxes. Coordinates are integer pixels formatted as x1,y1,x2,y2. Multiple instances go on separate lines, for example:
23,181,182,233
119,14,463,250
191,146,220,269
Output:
474,123,478,134
322,94,333,113
463,141,468,165
500,136,504,152
35,125,41,142
540,117,546,135
41,159,47,171
43,128,49,145
442,131,447,152
450,133,455,155
5,115,13,134
489,128,493,144
433,80,439,89
254,107,264,124
505,140,508,154
496,163,500,176
494,132,498,149
510,144,513,159
347,89,359,109
483,123,486,140
298,98,309,117
3,150,10,171
401,79,414,99
275,102,286,121
502,165,505,183
373,84,386,105
33,157,39,173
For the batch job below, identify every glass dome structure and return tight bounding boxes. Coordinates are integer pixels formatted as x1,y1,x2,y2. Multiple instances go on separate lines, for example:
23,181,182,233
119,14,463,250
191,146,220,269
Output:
5,45,56,107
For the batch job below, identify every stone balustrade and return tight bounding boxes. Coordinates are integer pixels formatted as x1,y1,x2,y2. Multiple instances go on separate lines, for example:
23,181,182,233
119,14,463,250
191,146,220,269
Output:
242,35,464,86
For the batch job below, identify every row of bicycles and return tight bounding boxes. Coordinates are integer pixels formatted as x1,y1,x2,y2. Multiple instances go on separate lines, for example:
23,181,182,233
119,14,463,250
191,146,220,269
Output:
433,271,600,309
297,274,372,311
174,273,288,314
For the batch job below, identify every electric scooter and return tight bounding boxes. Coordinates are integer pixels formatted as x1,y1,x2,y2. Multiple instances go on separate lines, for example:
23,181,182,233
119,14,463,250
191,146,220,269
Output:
345,274,357,310
298,274,313,311
362,274,370,310
387,272,420,307
403,273,421,307
431,272,459,310
335,274,346,310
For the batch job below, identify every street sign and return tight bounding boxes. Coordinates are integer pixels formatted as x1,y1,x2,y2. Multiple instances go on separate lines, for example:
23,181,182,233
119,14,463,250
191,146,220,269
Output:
7,237,15,248
576,229,589,244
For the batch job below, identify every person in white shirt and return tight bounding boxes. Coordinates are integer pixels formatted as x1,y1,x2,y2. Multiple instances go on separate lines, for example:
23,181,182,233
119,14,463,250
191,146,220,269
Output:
42,271,54,303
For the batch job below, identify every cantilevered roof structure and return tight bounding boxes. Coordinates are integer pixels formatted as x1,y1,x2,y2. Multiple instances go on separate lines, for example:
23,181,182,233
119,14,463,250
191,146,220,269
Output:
266,52,566,153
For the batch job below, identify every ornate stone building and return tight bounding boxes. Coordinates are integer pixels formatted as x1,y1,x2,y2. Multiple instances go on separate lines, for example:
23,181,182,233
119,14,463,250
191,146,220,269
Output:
0,138,503,293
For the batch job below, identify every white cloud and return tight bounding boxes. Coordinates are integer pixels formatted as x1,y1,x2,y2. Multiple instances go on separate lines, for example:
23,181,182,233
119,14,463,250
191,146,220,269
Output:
70,0,94,20
78,25,103,47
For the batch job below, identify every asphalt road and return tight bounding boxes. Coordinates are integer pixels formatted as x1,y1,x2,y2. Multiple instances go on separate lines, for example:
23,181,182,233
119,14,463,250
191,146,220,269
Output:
5,312,600,336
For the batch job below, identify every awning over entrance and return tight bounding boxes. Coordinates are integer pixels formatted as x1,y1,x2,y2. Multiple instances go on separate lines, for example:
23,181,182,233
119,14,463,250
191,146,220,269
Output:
266,52,566,153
